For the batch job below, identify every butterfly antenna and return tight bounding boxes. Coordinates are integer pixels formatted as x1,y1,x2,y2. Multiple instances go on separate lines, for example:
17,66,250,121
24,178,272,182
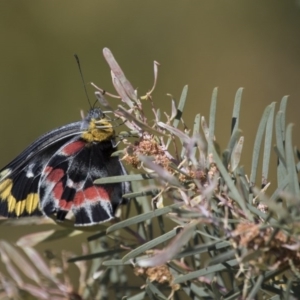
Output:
74,54,92,108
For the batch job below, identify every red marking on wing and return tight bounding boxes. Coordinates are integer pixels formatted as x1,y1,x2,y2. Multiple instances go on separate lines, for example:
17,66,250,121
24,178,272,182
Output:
72,187,110,207
46,168,64,183
85,186,110,201
59,199,72,210
74,191,85,206
61,140,85,156
53,182,64,200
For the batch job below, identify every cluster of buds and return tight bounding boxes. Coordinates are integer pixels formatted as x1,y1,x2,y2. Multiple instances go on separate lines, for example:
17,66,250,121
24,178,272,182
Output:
232,222,300,273
123,133,171,171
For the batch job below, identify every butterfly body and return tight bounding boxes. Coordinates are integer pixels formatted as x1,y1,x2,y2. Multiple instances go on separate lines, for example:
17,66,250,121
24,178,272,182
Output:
0,108,130,226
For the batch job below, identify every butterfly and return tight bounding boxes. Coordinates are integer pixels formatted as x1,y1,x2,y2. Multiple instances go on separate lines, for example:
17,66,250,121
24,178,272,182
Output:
0,108,130,226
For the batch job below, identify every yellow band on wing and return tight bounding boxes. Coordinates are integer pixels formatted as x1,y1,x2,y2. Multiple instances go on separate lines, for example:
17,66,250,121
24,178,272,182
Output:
0,178,39,216
0,178,13,198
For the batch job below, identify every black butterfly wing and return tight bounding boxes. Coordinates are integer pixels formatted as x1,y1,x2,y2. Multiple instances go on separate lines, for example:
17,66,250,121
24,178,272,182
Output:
0,122,82,218
39,137,130,226
0,108,130,225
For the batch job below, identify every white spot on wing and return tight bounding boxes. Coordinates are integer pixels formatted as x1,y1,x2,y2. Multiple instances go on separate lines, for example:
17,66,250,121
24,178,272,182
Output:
66,178,83,189
26,164,35,178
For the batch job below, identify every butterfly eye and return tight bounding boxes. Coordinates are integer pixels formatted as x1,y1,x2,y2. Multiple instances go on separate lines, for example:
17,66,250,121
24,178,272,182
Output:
87,108,106,121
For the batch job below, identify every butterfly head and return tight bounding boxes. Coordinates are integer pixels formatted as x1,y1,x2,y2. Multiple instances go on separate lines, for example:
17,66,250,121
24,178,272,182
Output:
81,108,114,143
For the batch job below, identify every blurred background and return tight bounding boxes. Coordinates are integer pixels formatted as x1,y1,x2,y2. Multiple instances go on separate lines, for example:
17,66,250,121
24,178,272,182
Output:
1,0,300,296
